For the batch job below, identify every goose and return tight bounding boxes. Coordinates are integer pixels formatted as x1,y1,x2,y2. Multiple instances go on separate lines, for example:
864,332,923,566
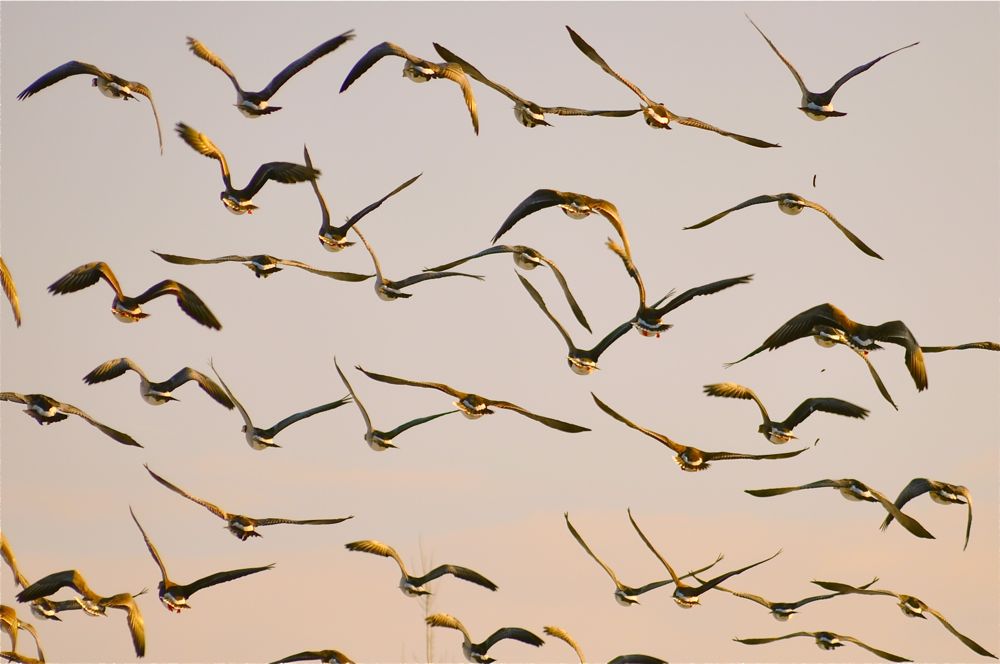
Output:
129,507,273,613
701,382,868,444
14,571,145,657
425,613,543,663
564,512,723,606
0,258,21,327
83,357,234,409
492,189,632,260
592,393,807,472
17,60,162,153
693,574,878,621
424,244,591,331
725,302,925,392
353,227,483,301
606,238,752,337
151,250,371,282
0,392,140,447
175,122,319,215
566,26,779,147
734,631,911,661
1,534,81,622
356,366,590,433
685,192,882,259
517,272,631,374
269,651,355,664
543,625,668,664
47,261,221,329
879,478,973,549
304,145,421,252
344,539,497,596
186,31,354,117
745,478,935,539
746,15,918,121
811,579,997,658
628,508,782,608
145,464,352,541
334,358,456,451
0,606,43,663
340,42,479,134
431,42,641,127
209,360,352,450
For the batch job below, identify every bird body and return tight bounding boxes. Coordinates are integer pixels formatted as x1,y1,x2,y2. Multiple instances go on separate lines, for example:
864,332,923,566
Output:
83,357,235,408
425,613,543,663
152,251,372,282
0,391,140,446
735,630,911,661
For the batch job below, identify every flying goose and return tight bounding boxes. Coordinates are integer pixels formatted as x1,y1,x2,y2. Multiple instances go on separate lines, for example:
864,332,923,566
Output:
879,478,974,550
517,272,631,374
734,631,911,662
334,358,456,451
186,31,355,117
175,122,319,215
746,15,919,120
627,508,782,608
304,146,421,252
353,227,483,301
566,26,780,147
693,574,878,621
592,393,807,472
340,42,479,134
1,534,81,622
702,382,868,444
129,507,273,613
811,579,997,658
726,302,925,392
424,244,591,331
344,539,497,596
209,360,352,450
425,613,543,663
17,60,163,154
152,250,372,282
0,606,43,663
0,258,21,327
432,42,641,128
564,512,723,606
47,261,221,329
543,626,668,664
269,651,356,664
492,189,632,261
606,238,752,337
14,571,145,657
356,366,590,433
685,192,882,259
745,478,935,539
83,357,234,409
0,392,140,447
145,464,353,541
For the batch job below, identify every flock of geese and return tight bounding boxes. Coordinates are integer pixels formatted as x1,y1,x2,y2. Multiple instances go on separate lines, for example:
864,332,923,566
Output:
1,9,998,664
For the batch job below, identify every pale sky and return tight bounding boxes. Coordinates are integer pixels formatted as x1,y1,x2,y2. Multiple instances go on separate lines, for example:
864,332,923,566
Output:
1,2,997,663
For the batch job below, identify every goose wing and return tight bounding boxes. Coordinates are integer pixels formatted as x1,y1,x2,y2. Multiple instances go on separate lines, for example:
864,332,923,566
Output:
745,479,848,497
684,195,780,230
0,535,30,589
541,105,643,118
275,258,373,282
103,593,145,657
433,63,479,135
340,42,425,93
543,626,584,663
819,42,920,103
344,540,407,575
921,341,1000,352
15,569,97,602
151,251,249,266
724,303,849,367
745,16,809,97
355,367,465,399
337,173,422,235
253,516,353,528
694,550,783,596
381,410,458,440
734,632,813,646
259,30,356,99
240,161,320,200
865,483,935,540
780,397,869,430
923,605,997,658
870,320,926,390
670,112,780,148
492,189,566,244
701,447,808,464
633,553,726,594
186,37,241,91
0,258,21,326
797,198,883,259
17,61,111,99
162,367,235,408
83,357,145,385
433,42,526,105
389,271,484,291
853,347,899,410
836,634,912,662
626,508,682,585
175,122,230,184
702,382,771,427
591,393,683,453
489,399,590,432
414,564,498,591
425,613,471,640
478,627,545,653
134,280,222,330
54,400,141,447
531,249,591,332
270,651,355,664
115,78,162,154
589,321,634,360
564,513,626,589
651,274,753,317
129,508,170,584
517,273,575,353
48,261,124,298
144,464,230,521
565,26,653,105
267,396,352,436
608,656,668,664
184,564,274,597
209,361,253,430
334,358,373,437
424,245,512,272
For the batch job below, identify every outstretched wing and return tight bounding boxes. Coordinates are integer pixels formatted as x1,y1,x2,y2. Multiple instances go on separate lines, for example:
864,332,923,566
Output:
684,195,780,230
185,564,275,597
433,42,525,105
853,347,899,411
55,401,141,447
651,275,753,317
542,106,643,118
390,271,484,291
798,198,883,259
254,516,353,528
186,37,241,91
479,627,545,653
702,448,808,464
355,367,465,399
268,396,352,435
381,410,458,440
781,397,869,430
340,42,423,93
734,632,813,646
434,63,479,135
821,42,920,102
48,261,124,298
702,382,771,426
564,512,624,588
492,189,565,244
489,399,590,433
565,26,653,105
543,626,585,663
416,564,498,591
591,393,683,453
339,173,422,234
129,507,170,584
424,245,511,272
532,250,592,332
260,30,355,98
920,341,1000,353
164,367,235,409
516,273,575,353
745,15,809,97
144,464,230,520
276,258,373,282
924,606,997,659
241,161,320,199
117,79,163,154
671,113,780,148
836,634,912,662
134,280,222,330
745,479,846,497
0,257,22,326
83,357,145,385
175,122,230,183
151,251,249,266
870,320,926,390
725,303,848,367
17,61,110,99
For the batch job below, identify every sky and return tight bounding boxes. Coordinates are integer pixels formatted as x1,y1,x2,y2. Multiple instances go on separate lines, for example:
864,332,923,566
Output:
1,2,998,663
